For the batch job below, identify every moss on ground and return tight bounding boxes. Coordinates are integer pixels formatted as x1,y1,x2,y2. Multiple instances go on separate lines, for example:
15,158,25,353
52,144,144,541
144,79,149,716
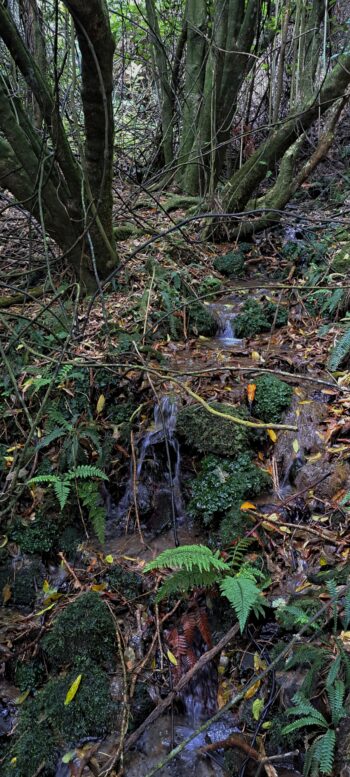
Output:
214,250,245,277
15,658,45,692
189,453,271,525
5,662,117,777
177,403,253,457
187,301,218,336
254,374,293,423
0,558,44,607
10,512,60,555
43,591,115,667
234,299,288,338
219,505,249,546
107,564,143,600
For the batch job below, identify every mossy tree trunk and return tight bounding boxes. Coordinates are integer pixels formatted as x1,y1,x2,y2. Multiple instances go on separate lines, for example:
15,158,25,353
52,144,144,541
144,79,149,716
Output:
0,0,117,291
145,0,175,168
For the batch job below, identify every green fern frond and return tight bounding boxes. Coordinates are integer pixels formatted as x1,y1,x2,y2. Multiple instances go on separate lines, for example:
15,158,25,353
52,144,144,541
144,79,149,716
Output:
219,573,265,632
66,465,108,481
327,326,350,370
342,587,350,629
286,693,328,725
36,428,66,450
326,654,341,688
227,537,254,569
317,729,336,775
90,507,106,545
28,475,60,485
282,716,328,735
156,569,219,601
144,545,230,574
327,680,346,725
286,645,327,670
53,479,71,511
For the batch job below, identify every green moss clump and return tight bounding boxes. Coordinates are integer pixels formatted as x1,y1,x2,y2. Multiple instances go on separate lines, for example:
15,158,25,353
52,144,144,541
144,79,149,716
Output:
15,659,45,692
107,564,143,600
332,246,350,273
0,559,44,607
11,512,60,555
219,505,248,545
113,222,139,240
189,454,271,525
176,403,252,457
7,663,117,777
198,275,222,296
254,374,293,423
234,299,288,338
187,301,218,336
214,251,245,277
43,592,115,667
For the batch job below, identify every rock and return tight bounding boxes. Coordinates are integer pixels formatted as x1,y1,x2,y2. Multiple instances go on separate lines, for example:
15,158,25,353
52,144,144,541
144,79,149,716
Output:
295,459,350,499
275,399,328,474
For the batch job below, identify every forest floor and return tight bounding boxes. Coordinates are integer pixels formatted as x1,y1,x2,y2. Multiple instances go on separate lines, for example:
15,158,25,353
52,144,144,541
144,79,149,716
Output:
1,189,350,777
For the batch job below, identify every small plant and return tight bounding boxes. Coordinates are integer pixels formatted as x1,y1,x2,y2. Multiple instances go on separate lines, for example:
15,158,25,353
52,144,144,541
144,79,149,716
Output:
144,543,267,632
28,466,108,542
234,299,288,338
282,683,347,775
253,374,293,423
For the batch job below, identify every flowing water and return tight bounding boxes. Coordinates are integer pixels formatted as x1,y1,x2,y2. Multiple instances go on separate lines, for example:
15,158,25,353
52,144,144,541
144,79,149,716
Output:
207,301,242,346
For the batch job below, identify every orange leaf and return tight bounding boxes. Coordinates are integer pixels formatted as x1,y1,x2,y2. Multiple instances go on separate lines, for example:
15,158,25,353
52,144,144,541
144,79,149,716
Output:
247,383,256,403
240,501,257,512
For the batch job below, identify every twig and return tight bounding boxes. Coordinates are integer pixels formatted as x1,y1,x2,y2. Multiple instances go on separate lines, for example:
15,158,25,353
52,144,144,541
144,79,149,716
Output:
58,552,82,589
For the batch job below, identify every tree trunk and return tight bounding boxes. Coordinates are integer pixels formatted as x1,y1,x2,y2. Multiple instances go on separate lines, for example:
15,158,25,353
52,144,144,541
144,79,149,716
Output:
145,0,174,168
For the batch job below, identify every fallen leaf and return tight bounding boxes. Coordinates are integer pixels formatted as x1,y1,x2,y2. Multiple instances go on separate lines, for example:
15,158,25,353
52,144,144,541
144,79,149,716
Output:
240,501,257,511
167,650,178,666
244,679,260,699
247,383,256,403
267,429,277,443
2,583,11,604
64,674,82,706
292,439,300,453
252,697,264,720
96,394,105,414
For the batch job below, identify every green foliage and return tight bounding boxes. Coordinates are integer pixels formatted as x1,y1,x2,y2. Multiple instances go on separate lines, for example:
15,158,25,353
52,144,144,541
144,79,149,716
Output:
77,480,106,544
176,403,253,457
11,511,61,555
219,568,266,631
15,659,45,692
187,300,218,336
254,374,293,423
107,564,143,600
43,592,115,667
218,505,248,545
327,326,350,370
144,544,229,574
213,250,246,277
189,454,271,525
198,275,222,295
283,684,346,776
7,662,117,777
234,299,288,338
144,544,266,632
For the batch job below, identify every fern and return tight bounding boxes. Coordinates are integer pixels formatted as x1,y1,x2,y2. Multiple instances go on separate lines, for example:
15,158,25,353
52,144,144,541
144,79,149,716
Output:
326,579,338,633
66,465,108,481
77,481,106,544
327,679,346,725
327,326,350,370
226,537,254,569
144,545,230,574
144,543,264,631
28,467,108,513
36,427,66,450
220,572,266,632
156,569,219,602
317,729,336,775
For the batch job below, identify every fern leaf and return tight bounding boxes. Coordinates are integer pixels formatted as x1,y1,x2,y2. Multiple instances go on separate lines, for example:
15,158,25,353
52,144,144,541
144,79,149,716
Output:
286,694,328,725
327,680,346,725
90,507,106,545
53,479,71,511
156,569,219,602
326,654,341,688
342,588,350,629
144,545,229,574
219,573,263,632
327,326,350,370
36,428,66,450
286,645,327,670
227,537,253,569
282,716,327,735
28,474,59,485
317,729,336,775
67,465,108,481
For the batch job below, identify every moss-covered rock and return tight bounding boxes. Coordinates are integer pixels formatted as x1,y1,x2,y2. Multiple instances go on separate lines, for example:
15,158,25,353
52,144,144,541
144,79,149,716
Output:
6,662,117,777
15,658,45,692
189,454,271,525
0,558,45,607
187,301,218,336
107,564,143,600
198,275,222,296
43,591,115,667
113,222,139,240
10,512,60,555
331,246,350,274
214,251,245,277
234,299,288,338
254,374,293,423
176,403,252,457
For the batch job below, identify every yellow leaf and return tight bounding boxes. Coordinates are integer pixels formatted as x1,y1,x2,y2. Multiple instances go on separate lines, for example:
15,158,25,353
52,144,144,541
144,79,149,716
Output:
0,535,8,549
254,653,267,672
2,583,12,604
91,582,107,592
251,351,261,362
167,650,178,666
294,387,304,397
252,698,264,721
267,429,277,443
244,679,260,699
292,439,300,454
96,394,105,414
319,557,328,567
15,689,30,705
104,554,114,564
262,721,272,729
64,674,82,706
306,452,322,463
42,580,50,593
240,501,257,512
10,757,17,764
